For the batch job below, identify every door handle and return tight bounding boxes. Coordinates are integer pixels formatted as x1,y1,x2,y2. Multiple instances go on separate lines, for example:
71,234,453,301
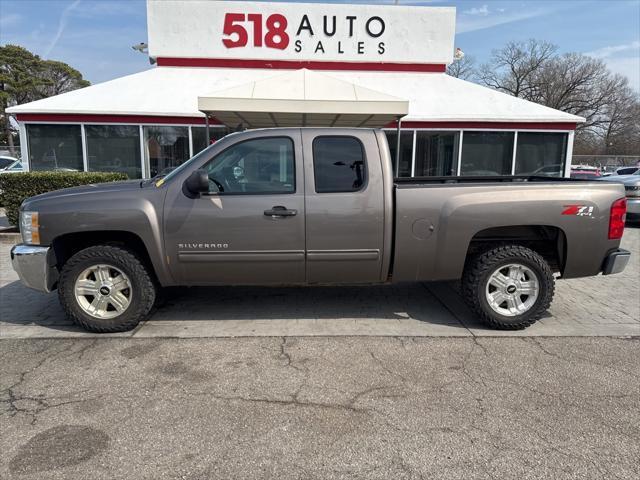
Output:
264,206,297,217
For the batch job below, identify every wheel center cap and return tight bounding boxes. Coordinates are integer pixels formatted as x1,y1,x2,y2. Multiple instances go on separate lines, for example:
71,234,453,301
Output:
506,285,517,294
99,286,111,296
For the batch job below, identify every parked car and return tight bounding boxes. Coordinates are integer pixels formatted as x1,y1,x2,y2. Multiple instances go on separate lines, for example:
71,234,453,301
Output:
532,164,564,177
599,171,640,223
614,166,639,176
11,128,630,333
0,158,24,174
0,156,21,171
570,165,601,179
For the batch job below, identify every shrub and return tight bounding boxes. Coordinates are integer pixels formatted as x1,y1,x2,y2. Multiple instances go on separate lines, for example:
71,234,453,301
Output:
0,171,129,226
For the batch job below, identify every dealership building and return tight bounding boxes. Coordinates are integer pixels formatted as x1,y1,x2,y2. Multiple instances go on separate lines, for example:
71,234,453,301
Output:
8,0,583,179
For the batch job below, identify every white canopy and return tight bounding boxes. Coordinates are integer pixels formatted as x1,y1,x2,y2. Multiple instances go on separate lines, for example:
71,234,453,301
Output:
197,69,408,128
6,66,584,125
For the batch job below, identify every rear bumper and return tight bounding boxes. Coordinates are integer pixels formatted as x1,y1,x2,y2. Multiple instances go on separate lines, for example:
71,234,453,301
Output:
626,198,640,216
602,249,631,275
10,244,58,293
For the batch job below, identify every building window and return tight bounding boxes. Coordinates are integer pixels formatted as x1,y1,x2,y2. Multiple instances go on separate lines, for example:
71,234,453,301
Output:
460,131,514,176
313,136,366,193
85,125,142,178
515,132,567,177
385,130,413,177
415,131,460,176
27,124,83,171
204,137,295,194
143,126,189,177
192,126,230,154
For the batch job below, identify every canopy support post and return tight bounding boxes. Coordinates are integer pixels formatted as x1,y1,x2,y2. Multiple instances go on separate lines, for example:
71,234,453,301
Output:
395,116,402,177
205,114,210,144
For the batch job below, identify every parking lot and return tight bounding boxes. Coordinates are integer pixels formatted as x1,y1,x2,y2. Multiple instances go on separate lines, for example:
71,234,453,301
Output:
1,228,638,339
1,229,639,479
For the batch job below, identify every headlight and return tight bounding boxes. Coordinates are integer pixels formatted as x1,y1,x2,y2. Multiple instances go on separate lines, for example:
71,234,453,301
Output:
20,211,40,245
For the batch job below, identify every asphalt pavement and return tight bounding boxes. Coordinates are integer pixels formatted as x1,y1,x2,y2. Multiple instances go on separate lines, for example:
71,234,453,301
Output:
1,336,639,480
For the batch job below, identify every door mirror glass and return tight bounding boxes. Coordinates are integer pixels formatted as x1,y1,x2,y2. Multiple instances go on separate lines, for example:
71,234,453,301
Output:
184,169,209,197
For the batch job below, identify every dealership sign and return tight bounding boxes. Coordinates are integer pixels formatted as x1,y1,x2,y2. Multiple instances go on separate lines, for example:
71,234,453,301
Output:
147,0,455,65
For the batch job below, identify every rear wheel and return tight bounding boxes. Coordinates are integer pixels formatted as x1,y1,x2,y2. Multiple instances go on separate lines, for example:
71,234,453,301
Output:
58,245,156,333
462,245,554,329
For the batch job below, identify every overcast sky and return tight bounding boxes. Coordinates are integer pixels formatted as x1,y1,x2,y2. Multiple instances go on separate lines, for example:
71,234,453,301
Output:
1,0,638,90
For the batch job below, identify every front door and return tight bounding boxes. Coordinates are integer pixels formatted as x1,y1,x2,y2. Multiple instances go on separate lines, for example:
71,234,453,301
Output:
163,131,305,285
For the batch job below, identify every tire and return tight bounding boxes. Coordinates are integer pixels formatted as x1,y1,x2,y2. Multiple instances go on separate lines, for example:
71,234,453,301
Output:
462,245,555,330
58,245,156,333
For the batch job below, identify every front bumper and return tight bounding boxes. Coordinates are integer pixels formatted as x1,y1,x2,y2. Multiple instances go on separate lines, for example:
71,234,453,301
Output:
10,244,59,293
602,249,631,275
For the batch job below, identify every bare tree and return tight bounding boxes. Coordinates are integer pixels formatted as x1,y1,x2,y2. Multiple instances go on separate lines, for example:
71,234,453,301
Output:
446,55,476,81
478,39,557,98
477,39,640,155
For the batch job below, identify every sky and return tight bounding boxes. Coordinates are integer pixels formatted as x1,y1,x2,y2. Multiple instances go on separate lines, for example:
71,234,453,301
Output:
1,0,639,90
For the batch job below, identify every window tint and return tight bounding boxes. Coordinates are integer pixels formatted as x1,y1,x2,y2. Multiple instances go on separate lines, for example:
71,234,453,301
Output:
143,126,190,178
460,132,514,176
313,136,366,193
384,131,413,177
86,125,142,178
415,131,460,176
27,124,83,171
515,132,567,177
204,137,294,194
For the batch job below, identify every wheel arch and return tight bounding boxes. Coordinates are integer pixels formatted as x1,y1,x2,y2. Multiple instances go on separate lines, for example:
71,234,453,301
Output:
51,230,160,286
465,225,567,274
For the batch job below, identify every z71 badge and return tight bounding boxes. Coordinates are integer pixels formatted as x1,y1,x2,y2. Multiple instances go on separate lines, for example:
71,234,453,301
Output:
562,205,594,216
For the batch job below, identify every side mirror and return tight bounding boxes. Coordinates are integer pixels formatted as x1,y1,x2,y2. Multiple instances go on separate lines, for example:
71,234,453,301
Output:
183,169,209,198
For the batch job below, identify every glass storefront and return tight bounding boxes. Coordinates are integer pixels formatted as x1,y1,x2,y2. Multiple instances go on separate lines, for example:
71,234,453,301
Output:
515,132,567,177
460,131,514,176
143,126,189,177
414,131,460,176
85,125,142,178
191,126,231,154
385,130,413,177
22,124,571,179
27,124,83,171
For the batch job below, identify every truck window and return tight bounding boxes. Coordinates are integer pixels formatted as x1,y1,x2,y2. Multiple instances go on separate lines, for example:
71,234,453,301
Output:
312,136,366,193
203,137,295,194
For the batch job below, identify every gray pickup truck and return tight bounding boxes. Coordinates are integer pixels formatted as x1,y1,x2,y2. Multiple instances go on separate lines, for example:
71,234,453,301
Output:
11,128,630,332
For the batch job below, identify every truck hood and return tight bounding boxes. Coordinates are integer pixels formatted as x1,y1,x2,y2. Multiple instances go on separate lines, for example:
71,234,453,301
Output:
22,180,145,210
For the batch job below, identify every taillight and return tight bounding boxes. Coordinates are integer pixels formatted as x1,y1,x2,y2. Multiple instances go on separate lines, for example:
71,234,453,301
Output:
608,198,627,239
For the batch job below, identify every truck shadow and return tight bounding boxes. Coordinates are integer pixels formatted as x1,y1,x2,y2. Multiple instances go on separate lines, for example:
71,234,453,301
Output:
0,280,476,333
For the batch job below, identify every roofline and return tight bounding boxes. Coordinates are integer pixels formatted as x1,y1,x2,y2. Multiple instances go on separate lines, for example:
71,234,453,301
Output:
13,113,578,130
156,57,448,73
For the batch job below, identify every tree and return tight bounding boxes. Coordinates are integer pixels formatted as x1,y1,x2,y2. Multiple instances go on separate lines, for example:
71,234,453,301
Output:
0,45,89,156
478,39,640,155
446,54,476,81
40,60,90,97
478,39,557,98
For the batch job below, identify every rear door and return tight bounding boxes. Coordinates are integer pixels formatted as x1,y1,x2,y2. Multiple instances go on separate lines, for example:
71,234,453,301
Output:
163,130,305,285
302,129,386,283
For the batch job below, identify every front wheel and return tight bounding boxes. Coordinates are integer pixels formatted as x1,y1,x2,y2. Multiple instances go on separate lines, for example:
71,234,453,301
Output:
58,245,156,333
462,245,555,330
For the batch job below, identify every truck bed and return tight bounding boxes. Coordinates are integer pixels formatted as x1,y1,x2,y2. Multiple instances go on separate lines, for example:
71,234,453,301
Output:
391,176,626,282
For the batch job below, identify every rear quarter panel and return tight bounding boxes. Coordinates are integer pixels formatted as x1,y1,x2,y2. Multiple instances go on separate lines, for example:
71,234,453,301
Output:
393,181,626,281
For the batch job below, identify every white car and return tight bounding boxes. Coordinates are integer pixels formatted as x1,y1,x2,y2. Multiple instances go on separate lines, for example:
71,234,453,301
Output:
0,156,24,174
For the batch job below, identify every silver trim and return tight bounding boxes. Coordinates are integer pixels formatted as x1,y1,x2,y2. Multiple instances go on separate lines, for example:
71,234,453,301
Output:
10,244,58,293
485,263,539,317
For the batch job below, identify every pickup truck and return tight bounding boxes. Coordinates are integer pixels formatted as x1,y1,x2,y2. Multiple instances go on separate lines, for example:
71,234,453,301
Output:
11,128,631,332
